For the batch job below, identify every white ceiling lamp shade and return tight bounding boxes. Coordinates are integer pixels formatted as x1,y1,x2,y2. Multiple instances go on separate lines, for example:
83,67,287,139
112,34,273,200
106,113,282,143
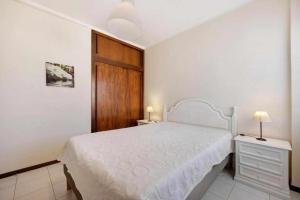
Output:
107,0,142,41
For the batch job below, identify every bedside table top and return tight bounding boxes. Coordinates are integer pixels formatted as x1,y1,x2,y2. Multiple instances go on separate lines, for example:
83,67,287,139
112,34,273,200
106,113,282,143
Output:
234,135,292,151
137,120,159,123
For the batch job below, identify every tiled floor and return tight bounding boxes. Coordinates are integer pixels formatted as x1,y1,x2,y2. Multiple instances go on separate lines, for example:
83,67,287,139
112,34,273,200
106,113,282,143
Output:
0,163,299,200
202,170,300,200
0,163,76,200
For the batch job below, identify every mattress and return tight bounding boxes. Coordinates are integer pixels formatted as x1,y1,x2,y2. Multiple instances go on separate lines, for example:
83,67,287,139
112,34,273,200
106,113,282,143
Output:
59,122,232,200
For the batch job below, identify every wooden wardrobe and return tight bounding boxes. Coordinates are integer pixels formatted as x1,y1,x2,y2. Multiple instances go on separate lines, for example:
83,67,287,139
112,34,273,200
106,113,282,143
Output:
91,30,144,132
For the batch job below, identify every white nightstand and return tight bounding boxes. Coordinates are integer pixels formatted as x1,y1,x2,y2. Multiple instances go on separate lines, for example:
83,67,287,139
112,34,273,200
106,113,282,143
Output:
137,120,159,126
234,135,292,199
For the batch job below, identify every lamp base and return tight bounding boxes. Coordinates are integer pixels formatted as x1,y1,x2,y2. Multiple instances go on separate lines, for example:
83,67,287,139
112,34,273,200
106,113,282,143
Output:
256,137,267,141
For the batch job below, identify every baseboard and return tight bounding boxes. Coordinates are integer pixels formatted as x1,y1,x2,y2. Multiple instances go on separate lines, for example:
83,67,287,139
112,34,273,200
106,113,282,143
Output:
0,160,59,179
290,185,300,193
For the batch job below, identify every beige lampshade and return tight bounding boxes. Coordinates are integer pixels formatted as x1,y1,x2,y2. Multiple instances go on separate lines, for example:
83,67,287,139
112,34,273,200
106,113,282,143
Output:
253,111,272,122
146,106,154,113
107,0,141,40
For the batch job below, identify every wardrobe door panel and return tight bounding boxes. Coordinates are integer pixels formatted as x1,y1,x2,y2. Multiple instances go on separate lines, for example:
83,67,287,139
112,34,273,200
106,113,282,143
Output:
127,70,142,126
123,45,142,67
96,63,128,131
96,63,113,131
113,66,128,129
97,35,123,62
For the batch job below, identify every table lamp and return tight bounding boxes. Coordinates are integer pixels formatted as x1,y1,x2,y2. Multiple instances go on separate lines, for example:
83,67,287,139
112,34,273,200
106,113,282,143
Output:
253,111,272,141
146,106,154,121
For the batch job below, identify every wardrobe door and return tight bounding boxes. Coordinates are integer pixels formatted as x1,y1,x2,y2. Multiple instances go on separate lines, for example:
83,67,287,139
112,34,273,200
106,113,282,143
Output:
96,63,128,131
127,70,142,126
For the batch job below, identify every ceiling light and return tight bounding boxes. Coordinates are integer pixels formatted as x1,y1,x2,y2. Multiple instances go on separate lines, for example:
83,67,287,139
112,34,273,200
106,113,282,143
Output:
107,0,141,41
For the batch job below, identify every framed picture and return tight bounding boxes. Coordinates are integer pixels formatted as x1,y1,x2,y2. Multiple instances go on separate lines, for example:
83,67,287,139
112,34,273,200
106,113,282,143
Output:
46,62,74,88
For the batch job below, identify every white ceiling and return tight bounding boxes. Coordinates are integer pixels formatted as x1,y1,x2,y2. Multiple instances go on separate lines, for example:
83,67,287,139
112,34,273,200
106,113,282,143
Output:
23,0,253,48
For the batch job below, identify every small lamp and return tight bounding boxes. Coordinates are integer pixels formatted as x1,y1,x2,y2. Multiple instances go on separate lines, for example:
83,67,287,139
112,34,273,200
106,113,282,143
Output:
253,111,272,141
146,106,154,121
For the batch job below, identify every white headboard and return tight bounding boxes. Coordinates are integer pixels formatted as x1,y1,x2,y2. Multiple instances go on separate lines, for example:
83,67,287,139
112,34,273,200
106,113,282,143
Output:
163,98,237,136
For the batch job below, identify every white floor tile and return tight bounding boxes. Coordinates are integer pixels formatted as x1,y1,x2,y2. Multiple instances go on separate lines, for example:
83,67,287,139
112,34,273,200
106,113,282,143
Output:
217,174,235,186
53,181,73,199
17,167,49,184
233,182,269,199
15,176,51,198
219,169,234,180
291,191,300,200
48,163,66,184
14,186,55,200
270,191,300,200
56,191,77,200
0,176,16,190
201,191,225,200
208,175,235,199
228,184,269,200
0,185,15,200
270,195,284,200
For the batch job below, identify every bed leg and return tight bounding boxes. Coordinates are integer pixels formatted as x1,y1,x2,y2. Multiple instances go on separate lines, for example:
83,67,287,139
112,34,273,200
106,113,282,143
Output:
67,180,71,190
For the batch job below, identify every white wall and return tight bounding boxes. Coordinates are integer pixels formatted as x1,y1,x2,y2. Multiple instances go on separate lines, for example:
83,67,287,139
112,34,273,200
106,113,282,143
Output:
0,0,91,174
145,0,290,140
1,0,297,184
291,0,300,187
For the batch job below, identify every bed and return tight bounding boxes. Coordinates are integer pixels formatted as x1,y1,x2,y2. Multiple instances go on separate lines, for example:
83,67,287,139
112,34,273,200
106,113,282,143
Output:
59,98,237,200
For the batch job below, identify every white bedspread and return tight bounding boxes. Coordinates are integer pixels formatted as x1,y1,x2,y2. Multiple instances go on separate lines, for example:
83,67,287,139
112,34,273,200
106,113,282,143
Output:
59,122,232,200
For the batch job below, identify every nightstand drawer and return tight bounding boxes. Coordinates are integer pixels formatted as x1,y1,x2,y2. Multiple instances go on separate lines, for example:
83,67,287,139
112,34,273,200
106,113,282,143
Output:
239,154,282,175
239,142,282,162
239,165,282,188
